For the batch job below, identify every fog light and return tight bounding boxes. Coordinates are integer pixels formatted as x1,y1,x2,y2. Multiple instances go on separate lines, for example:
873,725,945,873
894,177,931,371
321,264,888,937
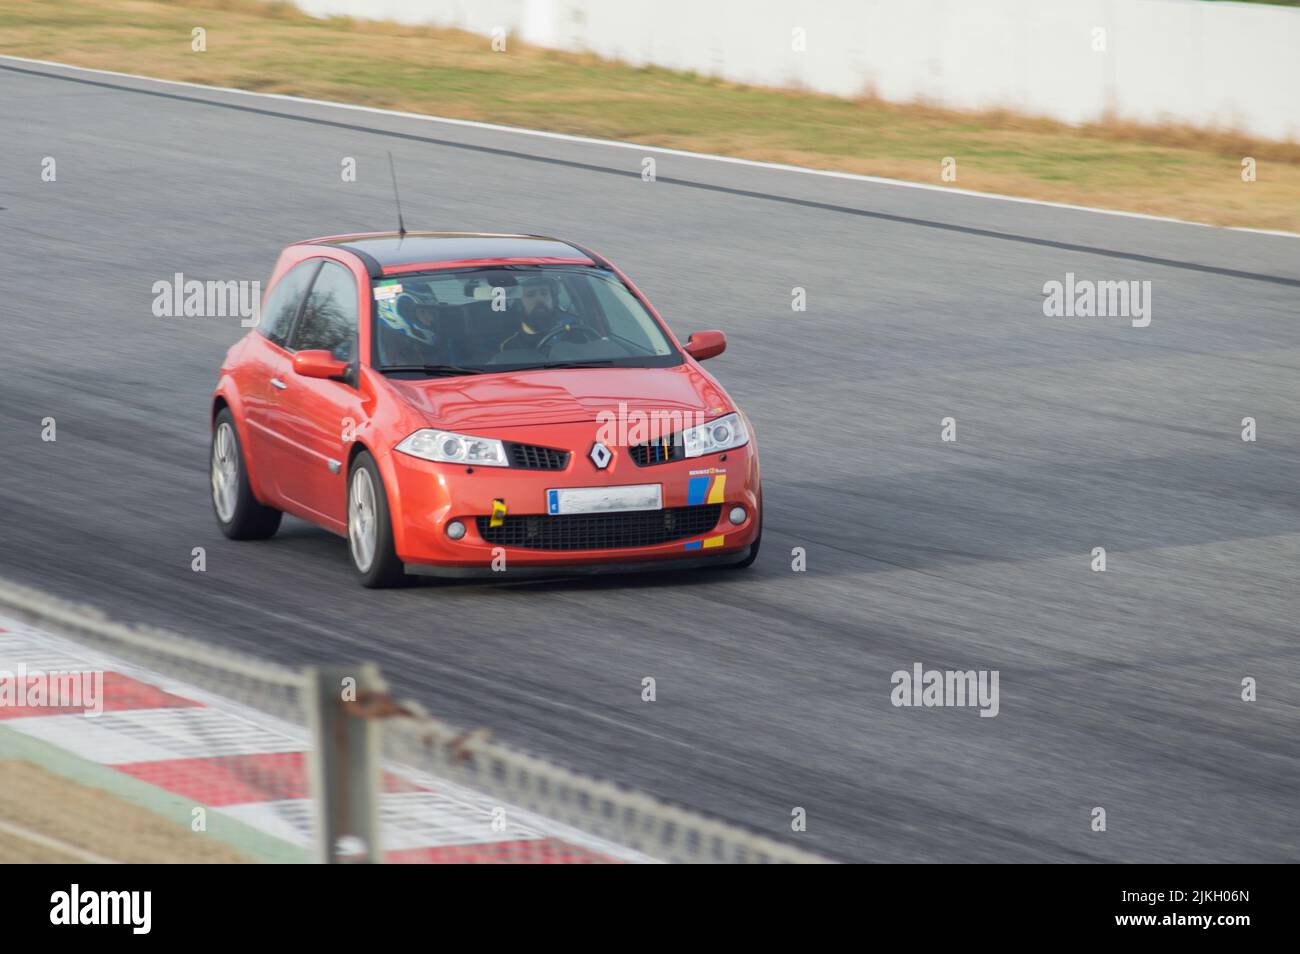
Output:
446,520,466,540
728,506,746,525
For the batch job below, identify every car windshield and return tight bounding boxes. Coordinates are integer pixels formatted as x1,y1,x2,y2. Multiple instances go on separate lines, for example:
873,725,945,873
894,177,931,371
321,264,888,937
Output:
371,265,681,374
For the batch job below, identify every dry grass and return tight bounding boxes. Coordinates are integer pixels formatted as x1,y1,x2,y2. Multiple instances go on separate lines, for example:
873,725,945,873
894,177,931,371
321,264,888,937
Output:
0,759,250,863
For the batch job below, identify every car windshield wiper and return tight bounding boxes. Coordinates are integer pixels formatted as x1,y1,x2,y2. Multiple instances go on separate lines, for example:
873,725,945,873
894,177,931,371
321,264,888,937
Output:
379,364,490,377
603,332,657,355
527,359,619,370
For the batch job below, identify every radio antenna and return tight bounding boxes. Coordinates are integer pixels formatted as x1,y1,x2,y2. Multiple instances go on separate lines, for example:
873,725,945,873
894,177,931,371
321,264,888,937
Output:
386,150,407,239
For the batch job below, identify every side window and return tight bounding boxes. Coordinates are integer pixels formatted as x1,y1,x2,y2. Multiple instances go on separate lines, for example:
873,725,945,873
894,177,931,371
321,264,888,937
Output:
258,260,319,348
291,261,359,361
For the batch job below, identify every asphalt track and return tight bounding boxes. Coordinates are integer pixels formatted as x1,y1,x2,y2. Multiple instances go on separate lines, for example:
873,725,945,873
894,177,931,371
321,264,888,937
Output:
1,57,1298,863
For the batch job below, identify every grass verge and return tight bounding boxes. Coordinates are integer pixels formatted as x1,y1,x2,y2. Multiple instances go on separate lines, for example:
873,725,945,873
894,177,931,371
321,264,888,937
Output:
0,759,252,862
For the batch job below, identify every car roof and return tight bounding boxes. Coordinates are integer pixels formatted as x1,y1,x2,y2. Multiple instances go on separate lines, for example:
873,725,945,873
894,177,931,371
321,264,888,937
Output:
301,231,601,277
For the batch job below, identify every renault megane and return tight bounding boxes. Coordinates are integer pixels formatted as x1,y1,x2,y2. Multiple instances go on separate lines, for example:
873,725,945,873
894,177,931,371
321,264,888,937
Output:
210,232,761,587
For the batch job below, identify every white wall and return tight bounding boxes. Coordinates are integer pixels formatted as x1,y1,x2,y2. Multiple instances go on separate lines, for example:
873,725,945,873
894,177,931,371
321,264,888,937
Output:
293,0,1300,141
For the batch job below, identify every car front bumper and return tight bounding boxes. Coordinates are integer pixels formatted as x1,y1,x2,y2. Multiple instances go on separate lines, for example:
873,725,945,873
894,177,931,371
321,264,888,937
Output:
381,421,760,571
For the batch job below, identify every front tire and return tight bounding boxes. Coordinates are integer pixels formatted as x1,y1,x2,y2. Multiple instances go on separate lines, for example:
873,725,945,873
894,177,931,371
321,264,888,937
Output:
347,452,406,588
211,409,281,540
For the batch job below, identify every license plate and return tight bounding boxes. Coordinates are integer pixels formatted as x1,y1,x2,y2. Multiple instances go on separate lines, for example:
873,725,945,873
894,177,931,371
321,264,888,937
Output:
547,484,662,515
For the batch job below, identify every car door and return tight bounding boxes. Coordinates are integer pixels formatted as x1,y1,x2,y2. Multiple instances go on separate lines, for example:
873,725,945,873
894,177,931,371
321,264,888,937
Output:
241,259,321,496
271,259,364,530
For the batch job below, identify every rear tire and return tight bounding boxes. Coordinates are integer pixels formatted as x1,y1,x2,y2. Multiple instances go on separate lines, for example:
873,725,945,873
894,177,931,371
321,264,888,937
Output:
347,452,407,588
211,409,281,540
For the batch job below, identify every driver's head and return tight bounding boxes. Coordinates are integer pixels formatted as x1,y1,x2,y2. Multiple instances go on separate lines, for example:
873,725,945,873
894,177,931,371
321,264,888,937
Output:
520,275,557,321
396,295,439,345
397,296,431,329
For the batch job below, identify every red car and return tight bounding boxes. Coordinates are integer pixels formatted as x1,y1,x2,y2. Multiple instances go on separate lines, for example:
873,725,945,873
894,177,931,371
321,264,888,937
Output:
210,232,761,586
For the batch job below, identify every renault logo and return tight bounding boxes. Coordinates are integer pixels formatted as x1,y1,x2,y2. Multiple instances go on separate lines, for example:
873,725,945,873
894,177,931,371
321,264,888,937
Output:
589,441,612,469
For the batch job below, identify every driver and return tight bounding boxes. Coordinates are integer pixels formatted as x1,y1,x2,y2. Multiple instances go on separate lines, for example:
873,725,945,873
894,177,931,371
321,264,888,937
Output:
499,274,579,352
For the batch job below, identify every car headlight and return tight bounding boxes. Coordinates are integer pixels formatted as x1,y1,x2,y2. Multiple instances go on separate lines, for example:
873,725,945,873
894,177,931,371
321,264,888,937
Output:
682,412,749,458
395,428,508,466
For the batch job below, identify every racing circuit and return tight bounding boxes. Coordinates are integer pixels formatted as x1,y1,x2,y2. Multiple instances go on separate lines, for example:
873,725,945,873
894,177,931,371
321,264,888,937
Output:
1,57,1297,863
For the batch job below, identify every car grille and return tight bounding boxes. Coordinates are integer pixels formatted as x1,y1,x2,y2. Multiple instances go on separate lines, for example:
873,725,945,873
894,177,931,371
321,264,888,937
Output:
628,436,685,466
476,505,721,551
505,441,570,471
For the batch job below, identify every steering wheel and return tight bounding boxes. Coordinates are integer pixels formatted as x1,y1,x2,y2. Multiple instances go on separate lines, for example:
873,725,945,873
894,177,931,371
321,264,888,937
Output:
536,320,603,351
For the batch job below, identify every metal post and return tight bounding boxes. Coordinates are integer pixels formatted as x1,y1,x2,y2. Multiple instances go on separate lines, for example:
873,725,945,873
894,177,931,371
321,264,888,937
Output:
306,664,383,863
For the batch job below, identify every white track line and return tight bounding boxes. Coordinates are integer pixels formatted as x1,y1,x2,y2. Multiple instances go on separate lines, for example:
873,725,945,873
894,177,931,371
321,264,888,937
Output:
2,53,1296,240
4,709,305,764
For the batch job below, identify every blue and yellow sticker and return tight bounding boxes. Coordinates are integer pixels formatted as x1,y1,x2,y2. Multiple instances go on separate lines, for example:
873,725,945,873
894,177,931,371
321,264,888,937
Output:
684,536,725,551
686,473,726,506
685,473,727,549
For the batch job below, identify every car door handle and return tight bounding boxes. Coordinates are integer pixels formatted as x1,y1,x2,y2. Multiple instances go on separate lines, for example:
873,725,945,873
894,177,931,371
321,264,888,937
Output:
270,377,287,390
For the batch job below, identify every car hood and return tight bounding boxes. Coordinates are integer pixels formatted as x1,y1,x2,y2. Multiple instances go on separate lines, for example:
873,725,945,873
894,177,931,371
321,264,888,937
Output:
385,364,731,431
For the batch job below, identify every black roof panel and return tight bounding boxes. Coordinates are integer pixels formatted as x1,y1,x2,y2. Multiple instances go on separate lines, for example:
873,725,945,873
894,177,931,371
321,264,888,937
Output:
308,232,590,270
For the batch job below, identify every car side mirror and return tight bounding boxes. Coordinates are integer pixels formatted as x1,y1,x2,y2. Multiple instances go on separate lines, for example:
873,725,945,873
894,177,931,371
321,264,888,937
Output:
293,349,350,380
684,330,726,361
